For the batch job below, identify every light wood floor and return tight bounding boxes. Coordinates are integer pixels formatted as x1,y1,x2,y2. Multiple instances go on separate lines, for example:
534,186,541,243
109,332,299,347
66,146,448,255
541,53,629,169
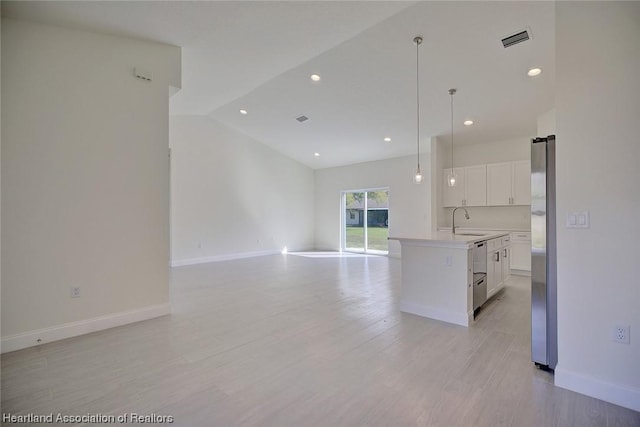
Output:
2,253,639,426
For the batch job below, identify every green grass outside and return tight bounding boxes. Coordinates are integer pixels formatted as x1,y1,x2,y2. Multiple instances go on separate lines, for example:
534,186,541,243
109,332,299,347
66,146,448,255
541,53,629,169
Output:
345,226,388,251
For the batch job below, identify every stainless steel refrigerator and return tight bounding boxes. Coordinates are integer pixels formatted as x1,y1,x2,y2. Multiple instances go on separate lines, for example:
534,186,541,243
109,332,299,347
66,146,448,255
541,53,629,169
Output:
531,135,557,370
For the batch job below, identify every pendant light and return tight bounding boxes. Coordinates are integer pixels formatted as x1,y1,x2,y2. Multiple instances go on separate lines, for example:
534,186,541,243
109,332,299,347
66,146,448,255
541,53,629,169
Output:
413,36,423,184
447,88,457,187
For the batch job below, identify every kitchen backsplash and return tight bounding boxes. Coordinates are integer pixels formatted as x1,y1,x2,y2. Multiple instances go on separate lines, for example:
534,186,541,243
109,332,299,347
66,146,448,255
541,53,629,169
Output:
441,205,530,230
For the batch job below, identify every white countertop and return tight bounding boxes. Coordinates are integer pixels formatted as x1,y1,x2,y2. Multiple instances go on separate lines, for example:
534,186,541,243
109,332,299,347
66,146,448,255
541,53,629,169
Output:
389,231,509,249
440,227,530,233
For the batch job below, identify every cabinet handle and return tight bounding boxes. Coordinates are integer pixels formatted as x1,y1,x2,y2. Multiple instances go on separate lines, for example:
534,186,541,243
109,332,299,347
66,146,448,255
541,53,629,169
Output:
503,249,508,258
495,252,500,262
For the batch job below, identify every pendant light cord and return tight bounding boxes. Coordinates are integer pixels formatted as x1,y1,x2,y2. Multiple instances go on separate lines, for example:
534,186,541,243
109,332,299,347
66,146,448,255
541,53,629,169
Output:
449,88,456,171
415,37,422,171
451,91,454,171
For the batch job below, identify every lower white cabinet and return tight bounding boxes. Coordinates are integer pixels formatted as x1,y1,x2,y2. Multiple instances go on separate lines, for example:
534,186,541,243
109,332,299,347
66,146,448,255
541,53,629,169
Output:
486,237,511,299
510,232,532,273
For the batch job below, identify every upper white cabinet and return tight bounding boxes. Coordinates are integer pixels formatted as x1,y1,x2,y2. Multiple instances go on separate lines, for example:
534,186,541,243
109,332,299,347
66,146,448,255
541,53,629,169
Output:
486,160,531,206
486,162,512,205
443,165,487,207
512,161,531,205
465,165,488,206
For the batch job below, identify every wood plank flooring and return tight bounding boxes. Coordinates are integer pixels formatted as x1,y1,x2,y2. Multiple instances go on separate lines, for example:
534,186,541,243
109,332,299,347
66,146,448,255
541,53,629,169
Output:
2,253,639,426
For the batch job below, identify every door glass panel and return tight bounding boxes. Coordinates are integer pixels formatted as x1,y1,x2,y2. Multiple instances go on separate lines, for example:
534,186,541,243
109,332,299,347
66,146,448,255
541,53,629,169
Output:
345,192,365,251
366,190,389,252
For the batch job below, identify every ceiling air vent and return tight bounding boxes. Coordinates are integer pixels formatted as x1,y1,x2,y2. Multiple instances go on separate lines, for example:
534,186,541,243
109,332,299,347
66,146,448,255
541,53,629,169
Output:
501,29,531,48
296,115,309,123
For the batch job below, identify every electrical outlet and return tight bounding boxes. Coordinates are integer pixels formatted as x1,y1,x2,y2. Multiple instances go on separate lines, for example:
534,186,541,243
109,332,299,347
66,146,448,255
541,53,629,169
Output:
70,286,81,298
613,325,630,344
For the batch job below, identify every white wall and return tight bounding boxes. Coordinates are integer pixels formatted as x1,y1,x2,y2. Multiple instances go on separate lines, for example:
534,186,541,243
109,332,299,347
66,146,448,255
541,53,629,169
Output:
537,108,556,137
315,151,431,258
442,136,530,168
554,1,640,410
170,116,314,265
435,136,531,230
1,19,181,351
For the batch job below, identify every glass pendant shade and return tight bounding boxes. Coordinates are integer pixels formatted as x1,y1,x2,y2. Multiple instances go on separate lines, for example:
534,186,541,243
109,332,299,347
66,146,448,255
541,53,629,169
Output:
447,169,457,187
414,167,423,184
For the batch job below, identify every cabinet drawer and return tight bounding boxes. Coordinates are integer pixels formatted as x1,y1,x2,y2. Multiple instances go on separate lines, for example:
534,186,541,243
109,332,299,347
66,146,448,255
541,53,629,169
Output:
511,232,531,242
487,238,499,251
501,235,511,247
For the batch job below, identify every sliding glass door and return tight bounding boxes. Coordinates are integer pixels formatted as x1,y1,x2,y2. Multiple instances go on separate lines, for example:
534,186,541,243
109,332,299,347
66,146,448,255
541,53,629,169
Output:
343,189,389,254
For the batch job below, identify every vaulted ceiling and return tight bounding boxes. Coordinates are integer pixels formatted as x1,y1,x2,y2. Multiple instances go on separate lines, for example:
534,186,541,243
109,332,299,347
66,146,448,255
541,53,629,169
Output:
3,1,555,169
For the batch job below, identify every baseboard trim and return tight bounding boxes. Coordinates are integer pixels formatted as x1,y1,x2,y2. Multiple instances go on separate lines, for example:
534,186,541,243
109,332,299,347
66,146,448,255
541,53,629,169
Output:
388,250,401,259
171,249,281,267
0,303,171,354
400,301,469,327
555,365,640,412
511,269,531,277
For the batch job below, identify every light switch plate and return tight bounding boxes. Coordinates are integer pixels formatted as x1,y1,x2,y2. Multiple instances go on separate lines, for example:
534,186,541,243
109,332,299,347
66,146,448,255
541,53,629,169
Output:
566,211,589,229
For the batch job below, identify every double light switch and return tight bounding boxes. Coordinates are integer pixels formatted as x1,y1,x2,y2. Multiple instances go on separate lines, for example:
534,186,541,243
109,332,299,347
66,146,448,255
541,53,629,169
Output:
566,211,590,228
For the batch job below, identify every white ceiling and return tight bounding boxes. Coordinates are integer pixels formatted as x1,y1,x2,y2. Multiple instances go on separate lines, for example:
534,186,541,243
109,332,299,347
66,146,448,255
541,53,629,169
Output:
2,1,555,170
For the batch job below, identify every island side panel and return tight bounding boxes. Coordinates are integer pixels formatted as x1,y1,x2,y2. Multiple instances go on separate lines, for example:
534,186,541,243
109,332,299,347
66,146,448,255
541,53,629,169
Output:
399,244,472,326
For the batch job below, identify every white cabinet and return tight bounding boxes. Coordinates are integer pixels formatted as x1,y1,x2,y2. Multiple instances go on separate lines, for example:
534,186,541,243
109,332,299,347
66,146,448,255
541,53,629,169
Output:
486,161,531,206
465,165,488,206
510,232,532,273
486,163,512,206
486,236,511,299
501,245,511,283
512,161,531,205
487,247,502,297
443,165,486,207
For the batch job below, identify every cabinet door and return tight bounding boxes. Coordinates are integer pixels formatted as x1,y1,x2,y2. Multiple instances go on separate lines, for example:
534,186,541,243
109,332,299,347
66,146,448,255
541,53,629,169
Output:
502,246,511,282
464,165,487,206
487,249,503,297
512,160,531,205
486,163,512,205
495,250,504,288
510,241,531,271
443,167,465,207
487,251,497,295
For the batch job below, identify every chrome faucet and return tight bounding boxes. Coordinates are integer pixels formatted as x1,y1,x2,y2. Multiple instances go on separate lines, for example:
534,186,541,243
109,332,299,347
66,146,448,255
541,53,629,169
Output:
452,207,470,235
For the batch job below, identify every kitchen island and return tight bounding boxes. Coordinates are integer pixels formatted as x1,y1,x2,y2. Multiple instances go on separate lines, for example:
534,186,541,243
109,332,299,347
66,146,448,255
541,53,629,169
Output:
389,231,509,327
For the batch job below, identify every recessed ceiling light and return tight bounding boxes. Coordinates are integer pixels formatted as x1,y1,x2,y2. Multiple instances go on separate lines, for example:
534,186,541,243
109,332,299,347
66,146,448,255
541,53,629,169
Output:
384,137,392,142
310,74,321,82
239,109,248,115
463,120,474,126
314,152,320,157
527,67,542,77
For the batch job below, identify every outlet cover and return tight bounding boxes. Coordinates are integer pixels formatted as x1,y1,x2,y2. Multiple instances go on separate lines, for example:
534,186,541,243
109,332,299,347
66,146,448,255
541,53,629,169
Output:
613,325,630,344
70,286,81,298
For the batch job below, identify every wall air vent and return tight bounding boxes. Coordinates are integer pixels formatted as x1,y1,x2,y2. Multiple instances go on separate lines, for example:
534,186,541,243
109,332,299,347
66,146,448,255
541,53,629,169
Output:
501,29,531,48
296,115,309,123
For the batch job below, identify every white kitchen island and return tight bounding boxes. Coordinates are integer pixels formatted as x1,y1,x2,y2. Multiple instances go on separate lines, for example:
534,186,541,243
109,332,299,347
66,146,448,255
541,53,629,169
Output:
389,231,509,327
